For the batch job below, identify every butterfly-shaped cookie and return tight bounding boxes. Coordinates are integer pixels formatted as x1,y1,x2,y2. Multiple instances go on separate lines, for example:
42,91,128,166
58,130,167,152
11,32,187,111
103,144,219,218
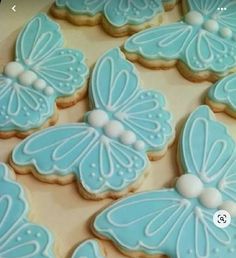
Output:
93,106,236,258
0,13,88,138
11,48,174,199
72,239,105,258
207,73,236,118
0,163,55,258
51,0,177,36
124,0,236,82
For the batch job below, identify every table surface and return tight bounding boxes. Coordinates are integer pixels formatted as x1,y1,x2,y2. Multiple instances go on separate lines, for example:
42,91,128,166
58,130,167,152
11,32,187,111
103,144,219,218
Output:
1,1,236,257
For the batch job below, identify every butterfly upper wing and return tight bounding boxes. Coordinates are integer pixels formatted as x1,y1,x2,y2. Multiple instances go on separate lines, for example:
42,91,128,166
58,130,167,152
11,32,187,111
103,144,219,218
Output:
12,124,99,176
0,163,55,258
0,76,52,131
94,189,192,256
124,22,194,61
187,0,221,16
72,240,105,258
16,13,88,97
208,73,236,112
78,136,148,194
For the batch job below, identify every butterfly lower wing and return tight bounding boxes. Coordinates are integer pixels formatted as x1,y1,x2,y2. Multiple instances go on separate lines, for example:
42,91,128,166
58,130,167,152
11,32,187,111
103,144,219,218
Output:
12,124,99,176
124,22,193,60
0,76,52,131
94,189,191,256
208,73,236,112
78,136,148,195
179,105,235,184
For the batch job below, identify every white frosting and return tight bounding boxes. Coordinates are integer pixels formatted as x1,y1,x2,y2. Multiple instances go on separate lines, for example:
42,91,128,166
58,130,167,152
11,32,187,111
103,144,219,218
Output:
185,11,204,26
43,86,54,96
176,174,203,198
120,130,137,145
199,188,222,209
33,79,47,91
134,140,145,151
4,62,24,78
104,120,124,138
203,19,219,33
19,70,37,86
88,110,109,128
219,27,233,38
219,201,236,217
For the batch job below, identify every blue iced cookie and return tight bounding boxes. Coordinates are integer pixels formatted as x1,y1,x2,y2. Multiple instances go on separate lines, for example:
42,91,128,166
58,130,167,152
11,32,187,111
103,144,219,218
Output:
0,13,88,138
94,105,236,258
11,47,174,199
51,0,177,37
124,0,236,82
0,162,55,258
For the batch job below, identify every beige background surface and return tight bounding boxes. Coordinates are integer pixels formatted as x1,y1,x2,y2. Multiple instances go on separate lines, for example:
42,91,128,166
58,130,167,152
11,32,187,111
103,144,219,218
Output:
1,1,236,257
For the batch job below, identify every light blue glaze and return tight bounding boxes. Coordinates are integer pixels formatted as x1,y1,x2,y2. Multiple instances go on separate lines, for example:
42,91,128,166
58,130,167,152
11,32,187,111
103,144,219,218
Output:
72,239,105,258
94,106,236,257
12,48,174,196
125,0,236,74
0,13,88,132
208,73,236,112
55,0,176,27
0,163,55,258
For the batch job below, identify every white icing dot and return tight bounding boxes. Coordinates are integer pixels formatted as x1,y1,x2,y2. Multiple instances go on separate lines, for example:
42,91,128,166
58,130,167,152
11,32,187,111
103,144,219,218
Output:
91,172,96,177
36,233,41,238
27,230,32,235
134,140,145,151
203,19,219,33
98,177,103,182
220,27,233,38
4,62,24,78
44,86,54,96
199,188,222,209
118,171,124,176
33,79,47,91
176,174,203,198
16,236,22,242
185,11,204,26
88,110,109,128
104,120,124,138
91,163,96,168
219,200,236,217
19,70,37,86
120,131,137,145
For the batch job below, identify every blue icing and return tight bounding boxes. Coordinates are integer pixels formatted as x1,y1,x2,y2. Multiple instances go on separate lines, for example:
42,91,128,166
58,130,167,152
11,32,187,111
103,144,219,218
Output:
208,73,236,112
124,0,236,74
55,0,176,27
72,239,105,258
0,13,88,132
12,48,174,196
94,106,236,258
0,163,55,258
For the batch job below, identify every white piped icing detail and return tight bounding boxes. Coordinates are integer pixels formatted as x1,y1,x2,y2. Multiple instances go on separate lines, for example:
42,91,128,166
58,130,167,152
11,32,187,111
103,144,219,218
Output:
4,62,24,77
120,131,137,145
43,86,55,96
219,201,236,217
203,19,219,33
199,188,222,209
88,110,109,128
134,140,145,151
185,11,204,26
104,120,124,138
33,79,47,91
219,27,233,38
18,70,37,86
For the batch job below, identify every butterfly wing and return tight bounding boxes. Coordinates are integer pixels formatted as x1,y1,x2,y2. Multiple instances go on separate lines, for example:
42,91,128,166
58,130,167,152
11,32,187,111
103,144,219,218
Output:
0,76,51,131
16,13,88,97
208,73,236,112
94,189,192,256
0,163,54,258
79,136,148,195
124,22,194,61
72,240,105,258
12,124,99,176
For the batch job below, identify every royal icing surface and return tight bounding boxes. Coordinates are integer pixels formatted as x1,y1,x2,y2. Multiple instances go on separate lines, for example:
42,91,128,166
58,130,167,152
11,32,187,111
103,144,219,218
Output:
55,0,175,27
12,48,173,196
0,13,88,132
124,0,236,74
208,73,236,112
94,106,236,258
71,239,105,258
0,163,55,258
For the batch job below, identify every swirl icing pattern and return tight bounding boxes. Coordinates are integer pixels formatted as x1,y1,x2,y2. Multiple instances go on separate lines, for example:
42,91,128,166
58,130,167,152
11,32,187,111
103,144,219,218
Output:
124,0,236,81
11,48,174,198
94,106,236,258
0,163,55,258
0,13,88,136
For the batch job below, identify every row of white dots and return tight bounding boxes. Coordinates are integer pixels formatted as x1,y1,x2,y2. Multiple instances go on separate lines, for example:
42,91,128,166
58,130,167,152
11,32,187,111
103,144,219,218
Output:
217,7,227,11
